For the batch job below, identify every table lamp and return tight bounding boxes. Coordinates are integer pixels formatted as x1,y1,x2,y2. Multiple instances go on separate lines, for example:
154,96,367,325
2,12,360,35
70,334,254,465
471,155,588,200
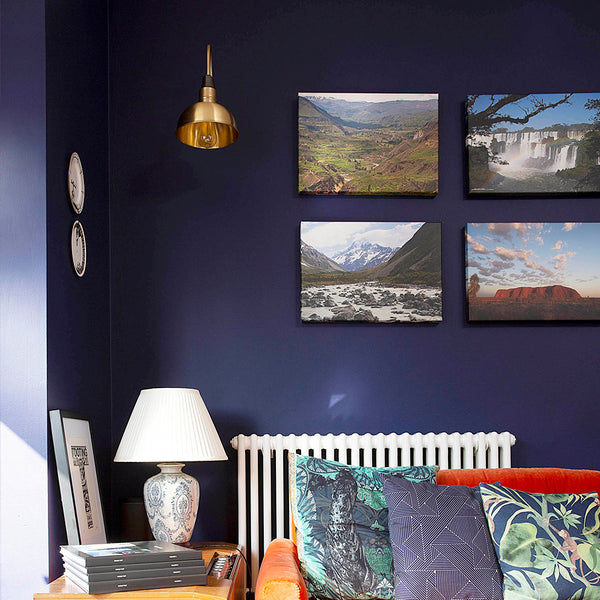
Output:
114,388,227,543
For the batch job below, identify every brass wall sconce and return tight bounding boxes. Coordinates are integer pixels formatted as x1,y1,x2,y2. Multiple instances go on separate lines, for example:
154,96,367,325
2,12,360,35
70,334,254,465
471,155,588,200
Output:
175,45,239,149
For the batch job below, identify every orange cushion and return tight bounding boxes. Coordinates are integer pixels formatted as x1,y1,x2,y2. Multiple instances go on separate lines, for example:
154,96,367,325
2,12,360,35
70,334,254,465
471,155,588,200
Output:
437,467,600,494
256,538,308,600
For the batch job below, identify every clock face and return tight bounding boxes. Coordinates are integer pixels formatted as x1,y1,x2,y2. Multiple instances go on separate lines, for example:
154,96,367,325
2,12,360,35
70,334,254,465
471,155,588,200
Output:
68,152,85,214
71,220,87,277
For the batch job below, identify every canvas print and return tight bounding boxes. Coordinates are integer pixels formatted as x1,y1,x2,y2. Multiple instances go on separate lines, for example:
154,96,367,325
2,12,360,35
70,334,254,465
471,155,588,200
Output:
298,93,438,195
466,93,600,194
466,222,600,321
301,222,442,323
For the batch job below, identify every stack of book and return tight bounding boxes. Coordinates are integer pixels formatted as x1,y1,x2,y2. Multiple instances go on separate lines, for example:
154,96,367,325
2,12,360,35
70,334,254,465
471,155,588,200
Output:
60,541,207,594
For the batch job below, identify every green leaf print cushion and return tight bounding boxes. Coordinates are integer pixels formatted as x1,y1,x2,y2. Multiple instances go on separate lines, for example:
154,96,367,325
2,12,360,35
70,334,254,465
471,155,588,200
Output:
289,453,438,600
479,482,600,600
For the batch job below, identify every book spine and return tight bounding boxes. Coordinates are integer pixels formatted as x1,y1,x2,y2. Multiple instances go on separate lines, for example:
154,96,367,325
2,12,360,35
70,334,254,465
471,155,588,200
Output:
66,571,207,594
64,563,206,582
61,549,205,567
63,555,204,574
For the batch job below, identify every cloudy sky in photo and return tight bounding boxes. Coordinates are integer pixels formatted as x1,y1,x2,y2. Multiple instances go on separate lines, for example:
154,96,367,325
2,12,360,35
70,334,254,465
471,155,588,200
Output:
299,92,438,103
466,222,600,297
302,221,424,258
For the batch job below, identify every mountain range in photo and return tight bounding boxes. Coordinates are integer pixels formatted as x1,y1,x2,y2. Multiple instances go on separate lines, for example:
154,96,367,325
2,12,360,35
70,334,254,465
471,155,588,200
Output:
301,222,442,323
298,93,439,196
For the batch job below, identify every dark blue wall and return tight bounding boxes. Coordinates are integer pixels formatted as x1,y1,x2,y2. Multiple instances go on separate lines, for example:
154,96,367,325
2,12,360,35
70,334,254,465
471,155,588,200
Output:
1,0,49,594
1,0,46,455
109,0,600,544
46,0,111,579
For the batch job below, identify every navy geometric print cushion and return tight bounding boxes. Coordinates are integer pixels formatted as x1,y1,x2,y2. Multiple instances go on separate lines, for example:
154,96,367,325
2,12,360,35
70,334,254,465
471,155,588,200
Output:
382,475,503,600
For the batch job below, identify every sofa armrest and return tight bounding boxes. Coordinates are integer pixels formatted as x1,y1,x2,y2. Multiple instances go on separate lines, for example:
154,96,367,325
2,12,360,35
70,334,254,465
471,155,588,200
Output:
255,538,308,600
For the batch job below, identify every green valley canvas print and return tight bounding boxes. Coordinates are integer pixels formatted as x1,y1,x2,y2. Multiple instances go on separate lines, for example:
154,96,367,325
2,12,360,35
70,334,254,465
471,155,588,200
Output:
301,221,442,323
298,93,439,195
466,93,600,194
466,222,600,321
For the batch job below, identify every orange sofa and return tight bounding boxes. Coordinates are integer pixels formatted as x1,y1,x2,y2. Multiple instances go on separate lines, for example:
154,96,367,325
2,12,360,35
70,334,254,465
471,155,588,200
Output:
255,467,600,600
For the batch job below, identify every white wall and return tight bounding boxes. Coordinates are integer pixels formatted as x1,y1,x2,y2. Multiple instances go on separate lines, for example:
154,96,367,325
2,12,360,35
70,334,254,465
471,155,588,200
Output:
0,425,48,597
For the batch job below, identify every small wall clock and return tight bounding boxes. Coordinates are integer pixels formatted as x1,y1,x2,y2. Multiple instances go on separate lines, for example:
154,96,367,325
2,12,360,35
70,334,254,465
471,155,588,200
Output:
68,152,85,214
71,220,87,277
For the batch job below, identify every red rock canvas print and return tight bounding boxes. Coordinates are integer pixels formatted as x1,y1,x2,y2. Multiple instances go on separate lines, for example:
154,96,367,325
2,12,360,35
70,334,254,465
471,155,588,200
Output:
466,222,600,321
301,222,442,323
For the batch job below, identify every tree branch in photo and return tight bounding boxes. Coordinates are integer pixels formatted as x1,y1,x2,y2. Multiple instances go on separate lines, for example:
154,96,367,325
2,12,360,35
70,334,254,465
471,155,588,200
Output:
467,93,573,135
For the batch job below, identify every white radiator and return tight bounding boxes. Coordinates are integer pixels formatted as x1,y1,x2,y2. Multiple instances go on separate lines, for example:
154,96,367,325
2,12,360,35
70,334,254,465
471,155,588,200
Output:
230,430,516,590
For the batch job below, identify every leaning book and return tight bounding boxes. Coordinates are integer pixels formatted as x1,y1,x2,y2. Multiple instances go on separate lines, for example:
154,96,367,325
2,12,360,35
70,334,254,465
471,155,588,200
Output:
60,541,202,568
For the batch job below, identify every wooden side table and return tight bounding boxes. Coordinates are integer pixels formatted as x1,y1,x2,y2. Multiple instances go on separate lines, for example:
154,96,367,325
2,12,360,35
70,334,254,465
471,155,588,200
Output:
33,543,246,600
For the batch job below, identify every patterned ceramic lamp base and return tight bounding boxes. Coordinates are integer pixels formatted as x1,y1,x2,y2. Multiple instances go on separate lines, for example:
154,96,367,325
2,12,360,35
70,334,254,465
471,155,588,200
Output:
143,462,200,543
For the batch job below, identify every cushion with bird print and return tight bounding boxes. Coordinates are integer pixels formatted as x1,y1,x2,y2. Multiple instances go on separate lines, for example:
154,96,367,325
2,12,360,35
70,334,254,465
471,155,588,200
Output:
289,453,438,600
479,482,600,600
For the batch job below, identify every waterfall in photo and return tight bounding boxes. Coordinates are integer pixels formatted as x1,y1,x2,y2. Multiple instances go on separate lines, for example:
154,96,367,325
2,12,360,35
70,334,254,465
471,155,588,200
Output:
469,129,585,175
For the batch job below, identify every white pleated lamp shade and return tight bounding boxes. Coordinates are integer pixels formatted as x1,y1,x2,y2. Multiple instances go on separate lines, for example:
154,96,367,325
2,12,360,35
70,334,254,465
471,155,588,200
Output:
114,388,228,463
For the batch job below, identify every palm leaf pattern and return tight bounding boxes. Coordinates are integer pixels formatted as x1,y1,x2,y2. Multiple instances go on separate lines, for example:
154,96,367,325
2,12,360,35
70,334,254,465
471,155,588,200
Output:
480,483,600,600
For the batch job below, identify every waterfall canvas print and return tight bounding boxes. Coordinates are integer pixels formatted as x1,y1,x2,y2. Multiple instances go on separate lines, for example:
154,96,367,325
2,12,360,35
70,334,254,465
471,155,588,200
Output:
466,223,600,321
466,93,600,194
298,93,439,195
301,222,442,323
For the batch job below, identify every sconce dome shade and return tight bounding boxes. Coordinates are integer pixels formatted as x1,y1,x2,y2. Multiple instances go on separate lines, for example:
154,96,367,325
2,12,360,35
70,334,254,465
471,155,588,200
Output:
175,45,238,149
176,101,239,149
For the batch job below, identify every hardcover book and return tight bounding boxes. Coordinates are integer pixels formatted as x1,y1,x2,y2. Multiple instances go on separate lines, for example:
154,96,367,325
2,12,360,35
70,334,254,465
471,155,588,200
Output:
63,556,205,582
60,541,202,568
64,567,207,594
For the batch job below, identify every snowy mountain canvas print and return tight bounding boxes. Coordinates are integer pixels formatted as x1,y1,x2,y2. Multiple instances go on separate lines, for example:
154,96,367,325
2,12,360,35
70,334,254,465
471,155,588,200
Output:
466,93,600,194
298,93,438,195
301,222,442,323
